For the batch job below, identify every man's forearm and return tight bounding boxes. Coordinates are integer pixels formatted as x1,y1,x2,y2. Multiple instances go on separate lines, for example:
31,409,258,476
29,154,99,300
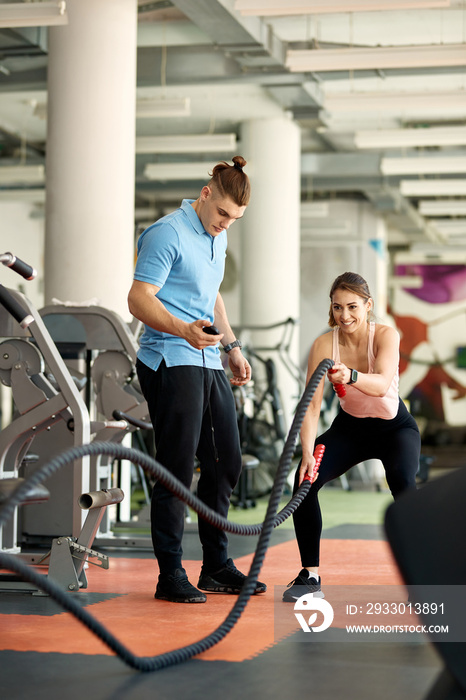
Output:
214,293,236,346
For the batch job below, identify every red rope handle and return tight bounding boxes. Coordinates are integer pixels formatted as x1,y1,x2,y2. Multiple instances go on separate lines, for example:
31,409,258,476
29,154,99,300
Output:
328,368,346,397
303,443,325,483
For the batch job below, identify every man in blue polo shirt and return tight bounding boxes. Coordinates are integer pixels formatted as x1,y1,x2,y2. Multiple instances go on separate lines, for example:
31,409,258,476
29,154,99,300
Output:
128,156,266,603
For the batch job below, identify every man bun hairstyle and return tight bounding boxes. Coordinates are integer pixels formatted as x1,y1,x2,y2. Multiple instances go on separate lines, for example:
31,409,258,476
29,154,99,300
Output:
209,155,251,207
328,271,374,327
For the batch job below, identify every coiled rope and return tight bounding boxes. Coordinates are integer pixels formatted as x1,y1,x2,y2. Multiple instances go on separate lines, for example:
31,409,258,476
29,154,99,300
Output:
0,358,333,672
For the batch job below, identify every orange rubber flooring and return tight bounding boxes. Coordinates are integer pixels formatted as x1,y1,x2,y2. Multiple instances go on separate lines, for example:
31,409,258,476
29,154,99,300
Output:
0,527,443,700
1,537,402,660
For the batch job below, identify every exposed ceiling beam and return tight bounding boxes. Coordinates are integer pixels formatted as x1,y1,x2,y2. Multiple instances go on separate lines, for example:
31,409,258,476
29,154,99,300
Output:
381,155,466,176
234,0,453,16
170,0,286,65
0,164,44,184
144,161,217,180
355,126,466,149
363,184,447,244
286,44,466,73
419,199,466,216
0,1,68,28
136,133,237,154
400,179,466,196
324,90,466,113
428,218,466,235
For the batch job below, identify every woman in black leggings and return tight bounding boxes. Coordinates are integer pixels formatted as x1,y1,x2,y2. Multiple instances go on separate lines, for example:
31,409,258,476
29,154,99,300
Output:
283,272,420,602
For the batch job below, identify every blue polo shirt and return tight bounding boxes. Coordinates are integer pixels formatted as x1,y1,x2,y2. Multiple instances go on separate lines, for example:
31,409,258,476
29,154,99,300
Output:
134,199,226,370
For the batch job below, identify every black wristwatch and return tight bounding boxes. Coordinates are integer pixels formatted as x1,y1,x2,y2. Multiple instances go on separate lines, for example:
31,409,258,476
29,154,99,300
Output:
223,339,242,353
347,368,358,385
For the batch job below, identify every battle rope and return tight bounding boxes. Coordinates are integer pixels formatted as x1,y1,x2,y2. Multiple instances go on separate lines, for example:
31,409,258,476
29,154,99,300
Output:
0,358,333,672
0,445,324,539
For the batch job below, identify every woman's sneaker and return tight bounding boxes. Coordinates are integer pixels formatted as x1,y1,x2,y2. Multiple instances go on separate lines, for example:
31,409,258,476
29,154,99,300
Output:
198,558,267,594
282,569,322,602
155,568,207,603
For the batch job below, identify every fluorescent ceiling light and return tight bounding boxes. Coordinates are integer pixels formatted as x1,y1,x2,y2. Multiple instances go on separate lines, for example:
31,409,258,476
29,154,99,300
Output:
0,189,45,202
32,98,192,121
301,238,363,248
234,0,451,15
400,179,466,196
381,156,466,176
427,218,466,235
300,201,330,218
144,162,217,181
325,91,466,113
0,1,67,28
419,199,466,216
136,98,191,118
395,250,466,264
286,44,466,73
389,275,424,289
301,219,353,236
355,126,466,149
0,165,45,185
136,133,237,155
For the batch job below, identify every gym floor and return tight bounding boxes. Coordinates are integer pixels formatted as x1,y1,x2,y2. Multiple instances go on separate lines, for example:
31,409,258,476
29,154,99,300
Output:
1,485,443,700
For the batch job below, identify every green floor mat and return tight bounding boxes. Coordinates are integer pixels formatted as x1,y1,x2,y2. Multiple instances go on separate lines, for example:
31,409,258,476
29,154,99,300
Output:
225,486,393,530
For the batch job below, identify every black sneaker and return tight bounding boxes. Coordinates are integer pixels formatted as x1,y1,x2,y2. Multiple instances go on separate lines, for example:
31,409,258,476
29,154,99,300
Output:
282,569,322,602
155,568,207,603
198,558,267,594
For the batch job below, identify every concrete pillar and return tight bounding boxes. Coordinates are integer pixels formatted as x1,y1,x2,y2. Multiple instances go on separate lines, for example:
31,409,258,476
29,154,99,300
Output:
44,0,137,319
240,118,301,429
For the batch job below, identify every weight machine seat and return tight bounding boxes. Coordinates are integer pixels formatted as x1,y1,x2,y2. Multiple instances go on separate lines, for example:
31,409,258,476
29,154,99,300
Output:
384,467,466,700
0,478,50,506
242,454,260,471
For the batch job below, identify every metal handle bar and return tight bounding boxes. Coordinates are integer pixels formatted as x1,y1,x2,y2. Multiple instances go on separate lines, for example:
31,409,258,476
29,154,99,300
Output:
0,252,37,281
112,410,153,431
0,284,34,329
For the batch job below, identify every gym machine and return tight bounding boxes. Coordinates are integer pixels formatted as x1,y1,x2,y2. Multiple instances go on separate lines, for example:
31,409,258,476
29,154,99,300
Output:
0,253,129,594
0,290,93,547
0,253,147,553
0,257,91,550
38,302,152,541
0,479,124,594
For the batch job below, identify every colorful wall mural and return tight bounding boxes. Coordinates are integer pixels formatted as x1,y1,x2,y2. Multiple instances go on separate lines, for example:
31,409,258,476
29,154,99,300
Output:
391,262,466,426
